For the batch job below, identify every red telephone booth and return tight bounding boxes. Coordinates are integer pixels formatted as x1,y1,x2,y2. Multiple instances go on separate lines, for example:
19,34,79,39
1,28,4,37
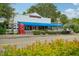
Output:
18,24,25,34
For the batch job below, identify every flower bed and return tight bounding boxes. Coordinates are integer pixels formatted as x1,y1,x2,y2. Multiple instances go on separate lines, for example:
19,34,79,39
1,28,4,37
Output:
0,39,79,56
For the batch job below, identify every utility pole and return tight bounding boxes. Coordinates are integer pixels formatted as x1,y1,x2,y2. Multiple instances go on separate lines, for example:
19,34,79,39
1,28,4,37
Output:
57,18,60,30
11,11,16,34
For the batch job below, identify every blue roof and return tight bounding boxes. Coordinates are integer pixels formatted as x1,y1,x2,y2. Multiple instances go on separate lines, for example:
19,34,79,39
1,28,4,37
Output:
18,22,63,27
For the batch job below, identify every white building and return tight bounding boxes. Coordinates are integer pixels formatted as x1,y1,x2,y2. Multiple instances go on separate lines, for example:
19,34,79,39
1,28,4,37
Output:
9,13,63,34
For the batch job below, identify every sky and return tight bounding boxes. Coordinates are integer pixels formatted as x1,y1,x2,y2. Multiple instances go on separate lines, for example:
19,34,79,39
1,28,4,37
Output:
11,3,79,19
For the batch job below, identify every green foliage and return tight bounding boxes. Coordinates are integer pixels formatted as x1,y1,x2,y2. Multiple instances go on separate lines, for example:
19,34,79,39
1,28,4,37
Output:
64,23,79,33
32,30,56,35
63,20,79,33
40,30,46,35
32,30,71,35
60,14,68,24
32,30,41,35
0,27,6,34
1,39,79,56
0,3,14,19
0,23,6,34
0,3,14,29
63,24,70,29
27,3,61,22
32,30,46,35
70,24,79,33
68,18,79,33
46,30,55,34
71,18,79,24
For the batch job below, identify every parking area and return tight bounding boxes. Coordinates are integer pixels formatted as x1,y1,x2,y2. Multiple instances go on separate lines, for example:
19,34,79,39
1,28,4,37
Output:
0,34,79,48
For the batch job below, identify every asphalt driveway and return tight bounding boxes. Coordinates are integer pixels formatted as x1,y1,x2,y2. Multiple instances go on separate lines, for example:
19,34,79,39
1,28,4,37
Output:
0,34,79,48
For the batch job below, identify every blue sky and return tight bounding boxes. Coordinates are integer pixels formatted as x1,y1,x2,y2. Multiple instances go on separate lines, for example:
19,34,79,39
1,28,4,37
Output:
11,3,35,13
11,3,79,18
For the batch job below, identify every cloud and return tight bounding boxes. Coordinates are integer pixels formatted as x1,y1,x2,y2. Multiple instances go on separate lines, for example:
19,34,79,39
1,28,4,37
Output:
73,3,79,6
62,8,79,19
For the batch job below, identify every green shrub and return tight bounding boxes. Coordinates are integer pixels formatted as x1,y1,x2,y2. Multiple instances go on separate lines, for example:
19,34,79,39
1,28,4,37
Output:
40,31,46,35
1,39,79,56
70,24,79,33
32,30,61,35
60,31,71,34
61,31,65,34
46,31,55,35
0,23,6,34
32,30,41,35
0,27,6,34
32,30,46,35
64,23,79,33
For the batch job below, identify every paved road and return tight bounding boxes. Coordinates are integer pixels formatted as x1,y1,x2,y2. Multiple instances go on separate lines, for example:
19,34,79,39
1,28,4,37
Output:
0,34,79,48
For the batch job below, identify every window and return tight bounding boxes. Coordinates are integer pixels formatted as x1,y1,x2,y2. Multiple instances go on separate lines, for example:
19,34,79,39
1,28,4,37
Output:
25,26,30,30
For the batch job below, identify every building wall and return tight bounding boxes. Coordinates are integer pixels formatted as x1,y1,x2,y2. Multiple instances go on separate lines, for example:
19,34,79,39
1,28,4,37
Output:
12,14,51,33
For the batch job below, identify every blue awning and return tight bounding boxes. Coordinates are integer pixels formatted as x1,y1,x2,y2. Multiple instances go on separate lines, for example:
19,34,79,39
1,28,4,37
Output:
18,22,63,27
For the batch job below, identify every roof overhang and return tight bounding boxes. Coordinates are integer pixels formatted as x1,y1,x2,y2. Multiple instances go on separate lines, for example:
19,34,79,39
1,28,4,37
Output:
18,22,63,27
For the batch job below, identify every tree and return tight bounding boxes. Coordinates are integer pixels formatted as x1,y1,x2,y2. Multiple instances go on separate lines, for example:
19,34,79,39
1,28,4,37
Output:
23,12,26,15
60,14,68,24
71,18,79,24
0,3,14,28
27,3,61,22
68,18,79,33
